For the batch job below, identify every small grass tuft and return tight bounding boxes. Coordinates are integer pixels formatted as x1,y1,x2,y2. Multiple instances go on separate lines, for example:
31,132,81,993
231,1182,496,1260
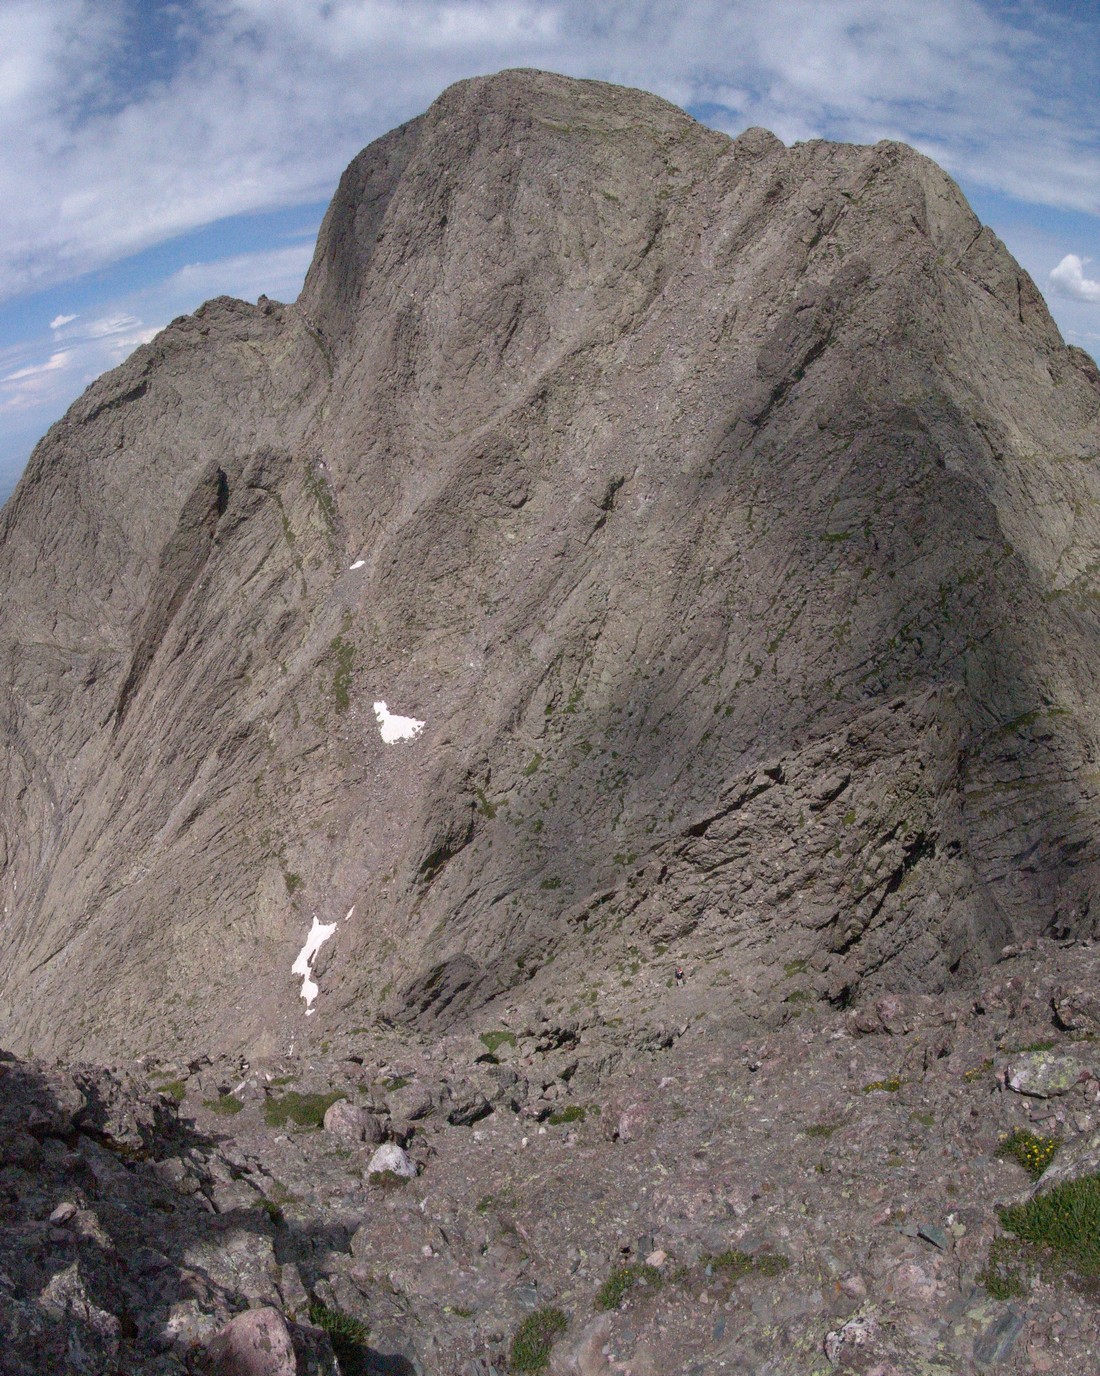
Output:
509,1306,568,1372
547,1104,586,1126
979,1236,1031,1299
254,1197,285,1225
999,1172,1100,1276
996,1127,1060,1180
706,1249,790,1278
596,1263,662,1311
367,1169,411,1190
155,1078,186,1102
307,1297,370,1367
479,1030,517,1055
963,1058,993,1083
203,1094,243,1115
862,1076,902,1094
263,1090,344,1129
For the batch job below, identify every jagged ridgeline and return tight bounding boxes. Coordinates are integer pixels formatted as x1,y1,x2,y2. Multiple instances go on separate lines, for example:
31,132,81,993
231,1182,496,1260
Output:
1,69,1099,1059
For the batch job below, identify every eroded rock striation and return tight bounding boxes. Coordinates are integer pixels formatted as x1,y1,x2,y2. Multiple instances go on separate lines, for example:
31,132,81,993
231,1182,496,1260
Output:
1,69,1099,1060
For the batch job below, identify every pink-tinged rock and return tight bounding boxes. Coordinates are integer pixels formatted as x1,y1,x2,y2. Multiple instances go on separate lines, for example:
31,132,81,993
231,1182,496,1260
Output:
548,1313,612,1375
322,1099,382,1143
1053,985,1100,1035
600,1094,651,1143
849,994,913,1035
207,1306,297,1376
824,1314,879,1365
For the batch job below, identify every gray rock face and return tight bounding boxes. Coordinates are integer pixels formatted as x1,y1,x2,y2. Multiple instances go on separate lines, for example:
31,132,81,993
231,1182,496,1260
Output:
0,69,1099,1060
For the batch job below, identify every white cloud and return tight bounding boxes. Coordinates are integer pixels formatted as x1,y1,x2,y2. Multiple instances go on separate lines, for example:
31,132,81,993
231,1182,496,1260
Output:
0,350,74,413
164,243,315,304
0,0,1098,304
1050,254,1100,304
85,312,142,338
0,239,314,435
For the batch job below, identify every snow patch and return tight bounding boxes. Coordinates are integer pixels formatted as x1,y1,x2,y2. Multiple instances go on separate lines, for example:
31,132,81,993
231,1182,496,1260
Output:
373,700,425,744
349,559,365,570
292,916,338,1014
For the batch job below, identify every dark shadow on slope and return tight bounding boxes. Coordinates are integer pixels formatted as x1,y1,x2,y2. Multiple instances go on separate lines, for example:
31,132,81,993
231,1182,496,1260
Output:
0,1052,417,1376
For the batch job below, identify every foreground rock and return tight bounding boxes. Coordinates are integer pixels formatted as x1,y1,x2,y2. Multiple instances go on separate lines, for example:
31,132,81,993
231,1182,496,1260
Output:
4,937,1100,1373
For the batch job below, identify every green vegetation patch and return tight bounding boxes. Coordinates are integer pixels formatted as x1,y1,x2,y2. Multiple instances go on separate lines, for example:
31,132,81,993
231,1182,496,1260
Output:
254,1197,285,1225
155,1078,186,1102
596,1263,662,1311
509,1307,568,1372
706,1249,790,1279
862,1076,903,1094
479,1030,517,1055
264,1090,344,1129
999,1172,1100,1277
996,1127,1060,1180
330,634,355,712
805,1122,840,1139
203,1094,243,1116
547,1104,586,1126
963,1058,993,1083
367,1169,411,1190
307,1298,370,1367
979,1236,1031,1299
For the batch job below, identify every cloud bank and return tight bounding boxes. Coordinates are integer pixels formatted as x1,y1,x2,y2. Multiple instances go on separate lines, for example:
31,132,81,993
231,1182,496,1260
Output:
1050,254,1100,305
2,0,1099,304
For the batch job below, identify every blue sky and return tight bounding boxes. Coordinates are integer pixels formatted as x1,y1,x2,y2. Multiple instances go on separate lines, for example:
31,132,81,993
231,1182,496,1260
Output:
2,0,1100,504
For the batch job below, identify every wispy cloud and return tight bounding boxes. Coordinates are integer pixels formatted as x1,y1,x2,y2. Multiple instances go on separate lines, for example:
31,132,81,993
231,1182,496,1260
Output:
1,1,1098,304
0,239,313,431
1050,254,1100,304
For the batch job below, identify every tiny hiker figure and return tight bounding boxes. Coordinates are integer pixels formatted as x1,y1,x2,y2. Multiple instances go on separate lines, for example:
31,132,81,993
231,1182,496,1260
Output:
675,965,685,987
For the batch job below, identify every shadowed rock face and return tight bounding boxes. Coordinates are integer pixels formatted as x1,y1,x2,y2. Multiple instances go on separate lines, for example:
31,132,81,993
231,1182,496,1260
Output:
1,69,1099,1060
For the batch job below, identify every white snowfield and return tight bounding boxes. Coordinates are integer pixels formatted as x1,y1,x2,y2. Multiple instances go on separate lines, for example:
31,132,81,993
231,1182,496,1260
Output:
373,700,425,744
349,559,365,569
292,916,338,1014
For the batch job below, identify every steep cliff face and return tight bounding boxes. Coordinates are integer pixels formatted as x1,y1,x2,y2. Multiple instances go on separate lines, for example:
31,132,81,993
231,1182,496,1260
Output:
1,69,1099,1060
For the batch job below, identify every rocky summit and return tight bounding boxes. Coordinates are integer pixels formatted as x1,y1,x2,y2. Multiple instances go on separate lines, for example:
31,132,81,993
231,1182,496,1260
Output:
2,67,1100,1374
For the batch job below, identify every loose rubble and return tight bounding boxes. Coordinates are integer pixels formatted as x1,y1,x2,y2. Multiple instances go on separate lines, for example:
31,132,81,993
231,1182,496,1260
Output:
3,937,1100,1373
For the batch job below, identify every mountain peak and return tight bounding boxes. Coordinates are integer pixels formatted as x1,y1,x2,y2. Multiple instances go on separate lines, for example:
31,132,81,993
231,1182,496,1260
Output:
0,72,1098,1061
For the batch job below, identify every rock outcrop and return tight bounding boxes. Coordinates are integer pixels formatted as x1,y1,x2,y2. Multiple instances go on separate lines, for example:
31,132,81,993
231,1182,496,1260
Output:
1,69,1099,1060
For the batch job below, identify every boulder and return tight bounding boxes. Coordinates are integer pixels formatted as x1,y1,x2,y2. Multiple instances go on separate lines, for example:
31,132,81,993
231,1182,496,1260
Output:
366,1143,416,1179
1031,1127,1100,1196
387,1082,434,1122
1052,986,1100,1035
1003,1052,1090,1098
322,1099,383,1144
207,1307,297,1376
